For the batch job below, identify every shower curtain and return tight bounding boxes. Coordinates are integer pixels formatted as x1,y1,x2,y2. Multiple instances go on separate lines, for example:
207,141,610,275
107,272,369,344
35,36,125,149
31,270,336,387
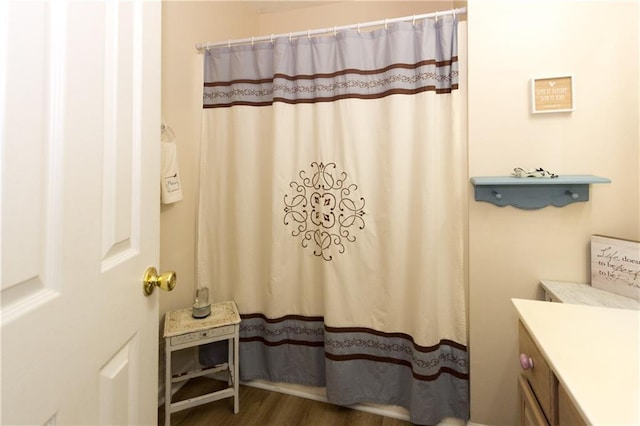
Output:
197,15,467,425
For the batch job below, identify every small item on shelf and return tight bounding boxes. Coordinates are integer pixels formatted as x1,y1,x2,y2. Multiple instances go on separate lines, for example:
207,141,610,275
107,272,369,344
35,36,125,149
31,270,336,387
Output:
512,167,558,178
192,286,211,318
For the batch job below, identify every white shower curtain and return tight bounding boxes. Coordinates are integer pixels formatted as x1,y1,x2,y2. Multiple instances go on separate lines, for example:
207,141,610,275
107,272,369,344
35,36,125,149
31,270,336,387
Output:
197,15,467,424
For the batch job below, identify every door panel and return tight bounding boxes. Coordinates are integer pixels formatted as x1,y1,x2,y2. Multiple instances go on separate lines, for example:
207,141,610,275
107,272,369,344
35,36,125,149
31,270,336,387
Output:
99,334,140,426
102,0,136,263
2,0,62,310
1,1,161,424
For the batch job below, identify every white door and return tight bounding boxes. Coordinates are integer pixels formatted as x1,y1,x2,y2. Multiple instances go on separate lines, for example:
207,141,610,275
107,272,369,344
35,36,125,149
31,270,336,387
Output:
1,1,162,424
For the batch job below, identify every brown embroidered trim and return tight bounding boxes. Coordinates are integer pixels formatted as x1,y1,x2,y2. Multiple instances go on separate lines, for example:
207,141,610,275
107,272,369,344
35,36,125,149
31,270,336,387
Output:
204,77,274,87
239,313,467,353
274,57,459,81
325,325,467,352
241,336,325,347
241,313,324,323
204,84,458,108
325,352,469,381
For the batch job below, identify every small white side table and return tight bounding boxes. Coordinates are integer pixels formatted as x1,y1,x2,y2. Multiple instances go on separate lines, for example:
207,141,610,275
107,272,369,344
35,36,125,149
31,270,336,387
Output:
163,301,241,426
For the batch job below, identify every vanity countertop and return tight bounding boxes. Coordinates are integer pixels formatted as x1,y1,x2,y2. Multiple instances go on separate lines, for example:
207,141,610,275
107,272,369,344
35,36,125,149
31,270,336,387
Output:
512,298,640,425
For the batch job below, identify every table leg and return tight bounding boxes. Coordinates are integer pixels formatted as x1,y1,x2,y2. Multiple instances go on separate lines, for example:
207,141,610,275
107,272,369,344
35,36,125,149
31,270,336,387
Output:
233,331,239,413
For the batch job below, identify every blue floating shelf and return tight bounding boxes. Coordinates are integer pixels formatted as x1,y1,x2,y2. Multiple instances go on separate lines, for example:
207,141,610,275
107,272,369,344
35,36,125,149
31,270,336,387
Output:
470,175,611,210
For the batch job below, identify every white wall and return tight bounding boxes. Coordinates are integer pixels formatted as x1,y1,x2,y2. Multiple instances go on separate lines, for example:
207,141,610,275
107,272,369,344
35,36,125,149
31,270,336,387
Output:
256,1,453,31
160,2,258,317
467,1,639,424
158,1,260,390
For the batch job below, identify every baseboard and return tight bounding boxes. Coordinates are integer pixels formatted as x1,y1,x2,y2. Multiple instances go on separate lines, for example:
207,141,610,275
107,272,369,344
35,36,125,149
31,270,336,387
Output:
241,379,413,422
241,380,471,425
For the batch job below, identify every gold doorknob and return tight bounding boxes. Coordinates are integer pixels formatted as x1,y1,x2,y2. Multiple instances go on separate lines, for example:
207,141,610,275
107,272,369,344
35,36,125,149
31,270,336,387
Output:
143,266,176,296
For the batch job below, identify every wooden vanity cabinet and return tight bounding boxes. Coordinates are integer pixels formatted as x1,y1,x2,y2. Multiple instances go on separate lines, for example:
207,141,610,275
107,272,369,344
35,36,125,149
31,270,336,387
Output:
518,321,587,426
518,374,549,426
558,383,587,426
518,321,557,425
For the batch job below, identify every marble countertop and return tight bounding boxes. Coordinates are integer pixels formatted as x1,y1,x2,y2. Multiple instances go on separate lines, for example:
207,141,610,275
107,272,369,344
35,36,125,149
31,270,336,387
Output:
540,280,639,310
513,298,640,425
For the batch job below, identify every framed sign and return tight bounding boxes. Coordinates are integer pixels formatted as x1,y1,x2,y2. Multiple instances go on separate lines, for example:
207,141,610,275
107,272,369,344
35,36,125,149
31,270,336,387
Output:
591,235,640,301
531,75,574,114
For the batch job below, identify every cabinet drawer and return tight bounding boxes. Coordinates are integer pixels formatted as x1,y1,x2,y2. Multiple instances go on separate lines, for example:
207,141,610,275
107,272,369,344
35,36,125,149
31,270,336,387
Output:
171,325,235,346
519,375,549,426
558,382,587,426
519,321,557,424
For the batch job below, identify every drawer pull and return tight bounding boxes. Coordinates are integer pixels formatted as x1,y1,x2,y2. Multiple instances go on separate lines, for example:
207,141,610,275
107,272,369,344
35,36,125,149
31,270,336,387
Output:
520,353,534,370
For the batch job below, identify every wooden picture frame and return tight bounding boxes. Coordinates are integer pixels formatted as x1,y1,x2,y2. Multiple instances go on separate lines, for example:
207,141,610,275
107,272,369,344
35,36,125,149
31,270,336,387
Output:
531,75,574,114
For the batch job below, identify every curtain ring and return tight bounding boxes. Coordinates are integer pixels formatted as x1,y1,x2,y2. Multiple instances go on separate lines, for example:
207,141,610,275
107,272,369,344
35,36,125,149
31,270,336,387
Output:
270,34,274,44
412,15,416,26
307,29,311,39
435,12,439,23
227,39,231,49
289,32,292,42
453,9,457,20
357,22,361,33
251,36,255,46
333,26,337,37
384,18,388,30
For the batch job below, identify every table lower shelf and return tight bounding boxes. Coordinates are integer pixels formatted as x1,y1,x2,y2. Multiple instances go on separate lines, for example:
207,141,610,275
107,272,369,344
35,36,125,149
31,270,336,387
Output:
169,386,235,414
171,363,230,384
169,363,236,415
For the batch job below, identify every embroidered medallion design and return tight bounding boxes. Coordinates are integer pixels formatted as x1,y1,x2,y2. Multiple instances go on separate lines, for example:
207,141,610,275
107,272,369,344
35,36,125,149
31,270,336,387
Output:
284,162,365,261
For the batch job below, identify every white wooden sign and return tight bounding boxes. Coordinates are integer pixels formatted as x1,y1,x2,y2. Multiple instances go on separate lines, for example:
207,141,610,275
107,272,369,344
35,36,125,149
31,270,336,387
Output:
591,235,640,300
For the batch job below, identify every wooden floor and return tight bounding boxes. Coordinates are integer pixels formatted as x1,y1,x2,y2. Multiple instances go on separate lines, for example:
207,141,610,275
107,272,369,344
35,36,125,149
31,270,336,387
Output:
159,377,414,426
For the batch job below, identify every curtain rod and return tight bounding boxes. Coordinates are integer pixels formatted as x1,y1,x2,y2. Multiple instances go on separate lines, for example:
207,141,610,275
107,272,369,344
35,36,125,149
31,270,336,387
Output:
195,6,466,50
